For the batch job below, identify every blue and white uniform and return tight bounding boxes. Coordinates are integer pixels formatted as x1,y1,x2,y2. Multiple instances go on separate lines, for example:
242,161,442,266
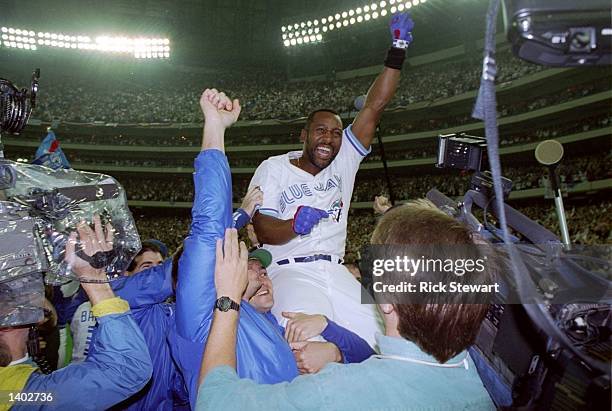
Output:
249,125,383,348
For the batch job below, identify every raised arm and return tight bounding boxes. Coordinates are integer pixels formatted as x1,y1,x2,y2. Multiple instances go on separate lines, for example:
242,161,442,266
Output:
24,217,152,410
351,12,414,150
175,89,241,341
199,228,248,384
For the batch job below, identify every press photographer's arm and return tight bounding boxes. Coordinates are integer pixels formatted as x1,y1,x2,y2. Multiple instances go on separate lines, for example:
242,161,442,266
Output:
0,217,152,410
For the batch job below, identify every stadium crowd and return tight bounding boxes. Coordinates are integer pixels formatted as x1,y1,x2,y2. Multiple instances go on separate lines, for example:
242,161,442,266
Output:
29,47,550,125
132,199,612,266
19,84,608,155
35,112,609,171
115,151,610,205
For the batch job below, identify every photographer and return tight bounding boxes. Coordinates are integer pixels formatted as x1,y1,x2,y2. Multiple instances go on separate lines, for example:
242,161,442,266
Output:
0,217,152,410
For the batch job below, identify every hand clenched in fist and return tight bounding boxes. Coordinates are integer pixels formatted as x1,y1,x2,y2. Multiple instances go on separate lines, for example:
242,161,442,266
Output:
200,88,242,129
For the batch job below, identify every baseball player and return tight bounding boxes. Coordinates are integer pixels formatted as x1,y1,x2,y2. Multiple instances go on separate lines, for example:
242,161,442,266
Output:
249,13,414,347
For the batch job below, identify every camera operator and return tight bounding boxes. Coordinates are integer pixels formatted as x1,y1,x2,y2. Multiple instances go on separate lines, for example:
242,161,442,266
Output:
0,216,152,410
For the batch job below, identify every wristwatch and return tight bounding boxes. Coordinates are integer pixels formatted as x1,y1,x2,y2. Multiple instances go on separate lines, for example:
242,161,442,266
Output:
214,296,240,312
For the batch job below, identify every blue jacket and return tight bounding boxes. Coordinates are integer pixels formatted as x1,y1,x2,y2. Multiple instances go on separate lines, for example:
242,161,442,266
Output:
172,150,298,409
13,311,152,411
76,261,189,410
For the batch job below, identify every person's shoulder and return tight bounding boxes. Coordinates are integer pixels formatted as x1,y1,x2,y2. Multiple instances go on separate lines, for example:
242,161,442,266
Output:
259,152,295,170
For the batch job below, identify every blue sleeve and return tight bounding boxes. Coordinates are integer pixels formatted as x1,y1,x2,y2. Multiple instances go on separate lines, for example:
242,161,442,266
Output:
176,150,232,341
111,259,174,307
264,311,286,336
69,260,174,311
20,312,153,411
321,319,375,364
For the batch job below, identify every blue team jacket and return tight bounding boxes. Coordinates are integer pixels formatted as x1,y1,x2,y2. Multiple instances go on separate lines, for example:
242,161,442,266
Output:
86,260,189,410
172,150,298,409
13,311,152,411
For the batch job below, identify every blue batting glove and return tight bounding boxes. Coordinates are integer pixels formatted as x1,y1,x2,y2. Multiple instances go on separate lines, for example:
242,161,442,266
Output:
292,206,329,235
389,12,414,49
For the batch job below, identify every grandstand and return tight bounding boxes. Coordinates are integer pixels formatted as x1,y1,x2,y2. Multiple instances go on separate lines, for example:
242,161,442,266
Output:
1,0,610,261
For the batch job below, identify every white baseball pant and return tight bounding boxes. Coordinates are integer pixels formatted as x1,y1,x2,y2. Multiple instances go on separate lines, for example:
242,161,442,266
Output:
268,259,383,349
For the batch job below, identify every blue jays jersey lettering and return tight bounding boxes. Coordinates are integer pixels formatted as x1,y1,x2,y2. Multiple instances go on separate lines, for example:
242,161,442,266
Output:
249,125,369,262
70,301,97,363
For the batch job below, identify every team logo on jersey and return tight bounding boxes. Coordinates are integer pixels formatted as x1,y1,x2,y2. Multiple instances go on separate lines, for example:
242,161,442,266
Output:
280,183,314,213
327,198,344,222
314,174,342,192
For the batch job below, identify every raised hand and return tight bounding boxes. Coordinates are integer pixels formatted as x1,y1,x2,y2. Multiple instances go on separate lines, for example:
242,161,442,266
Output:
200,88,242,129
389,12,414,49
241,186,263,218
65,214,114,282
65,215,116,305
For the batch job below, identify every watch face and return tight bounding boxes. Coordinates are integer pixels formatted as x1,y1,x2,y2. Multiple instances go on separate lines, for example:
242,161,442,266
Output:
217,297,231,311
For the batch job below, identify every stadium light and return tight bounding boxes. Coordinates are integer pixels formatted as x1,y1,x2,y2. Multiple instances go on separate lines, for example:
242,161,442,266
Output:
0,25,171,58
281,0,428,47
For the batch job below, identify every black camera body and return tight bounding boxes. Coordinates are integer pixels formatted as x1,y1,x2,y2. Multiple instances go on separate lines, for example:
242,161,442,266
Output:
436,133,487,172
0,69,39,135
503,0,612,66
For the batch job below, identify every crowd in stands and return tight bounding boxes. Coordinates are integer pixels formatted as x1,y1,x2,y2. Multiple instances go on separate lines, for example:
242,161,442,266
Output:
117,152,610,205
18,85,608,157
374,113,612,162
39,112,610,171
355,153,610,200
30,48,551,125
131,200,611,265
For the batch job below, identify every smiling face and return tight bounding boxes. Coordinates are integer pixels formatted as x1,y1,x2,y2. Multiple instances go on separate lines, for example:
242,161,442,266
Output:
246,259,274,313
300,110,343,172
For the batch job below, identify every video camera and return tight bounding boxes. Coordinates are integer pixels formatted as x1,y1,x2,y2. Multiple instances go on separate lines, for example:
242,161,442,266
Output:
431,100,610,411
436,132,513,201
503,0,612,66
0,71,141,328
0,69,38,136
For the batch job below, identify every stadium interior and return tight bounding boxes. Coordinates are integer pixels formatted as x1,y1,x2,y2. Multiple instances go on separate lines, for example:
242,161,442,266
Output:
1,0,609,261
0,0,610,409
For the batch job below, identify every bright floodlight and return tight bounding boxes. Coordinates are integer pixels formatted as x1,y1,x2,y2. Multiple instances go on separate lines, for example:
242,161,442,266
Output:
0,25,171,58
281,0,427,47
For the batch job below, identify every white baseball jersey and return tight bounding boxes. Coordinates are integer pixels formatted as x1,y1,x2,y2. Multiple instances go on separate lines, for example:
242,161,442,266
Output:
249,125,369,262
70,301,96,363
